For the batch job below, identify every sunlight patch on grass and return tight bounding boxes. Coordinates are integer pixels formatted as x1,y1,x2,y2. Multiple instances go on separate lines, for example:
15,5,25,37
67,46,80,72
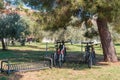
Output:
8,63,120,80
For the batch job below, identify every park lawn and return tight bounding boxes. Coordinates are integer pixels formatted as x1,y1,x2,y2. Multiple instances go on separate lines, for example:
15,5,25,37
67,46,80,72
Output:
0,42,120,80
0,62,120,80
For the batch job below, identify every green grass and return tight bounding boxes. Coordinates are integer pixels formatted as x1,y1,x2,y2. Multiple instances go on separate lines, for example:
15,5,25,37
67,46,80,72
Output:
0,76,8,80
39,64,120,80
0,42,120,80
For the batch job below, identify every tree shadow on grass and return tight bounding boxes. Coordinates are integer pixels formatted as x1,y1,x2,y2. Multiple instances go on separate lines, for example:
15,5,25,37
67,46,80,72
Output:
50,52,93,70
61,51,115,70
0,49,119,80
0,49,113,65
115,43,120,46
0,73,23,80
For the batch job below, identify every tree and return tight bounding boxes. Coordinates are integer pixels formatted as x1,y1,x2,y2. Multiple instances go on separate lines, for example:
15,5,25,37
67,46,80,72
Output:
83,0,119,62
0,12,29,49
7,0,119,62
51,0,119,62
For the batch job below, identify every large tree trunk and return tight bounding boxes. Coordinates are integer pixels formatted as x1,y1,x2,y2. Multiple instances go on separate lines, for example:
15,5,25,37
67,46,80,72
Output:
1,38,7,50
97,18,118,62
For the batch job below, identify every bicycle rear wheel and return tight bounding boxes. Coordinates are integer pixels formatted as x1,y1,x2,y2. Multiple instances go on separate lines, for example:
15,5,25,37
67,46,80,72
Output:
53,53,57,66
58,54,63,68
92,52,96,65
88,54,92,68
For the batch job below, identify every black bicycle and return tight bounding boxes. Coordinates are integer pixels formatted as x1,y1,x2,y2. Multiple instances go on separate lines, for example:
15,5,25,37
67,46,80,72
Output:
81,41,96,68
53,40,71,68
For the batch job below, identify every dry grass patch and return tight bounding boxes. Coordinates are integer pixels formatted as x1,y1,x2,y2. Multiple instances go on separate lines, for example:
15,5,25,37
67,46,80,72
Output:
5,62,119,80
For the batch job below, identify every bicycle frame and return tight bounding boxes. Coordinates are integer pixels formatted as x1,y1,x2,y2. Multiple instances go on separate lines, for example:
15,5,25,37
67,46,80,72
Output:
53,40,72,67
81,41,96,68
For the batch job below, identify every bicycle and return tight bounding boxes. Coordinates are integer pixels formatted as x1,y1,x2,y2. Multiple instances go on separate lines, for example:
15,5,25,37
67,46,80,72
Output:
53,40,71,68
81,41,96,68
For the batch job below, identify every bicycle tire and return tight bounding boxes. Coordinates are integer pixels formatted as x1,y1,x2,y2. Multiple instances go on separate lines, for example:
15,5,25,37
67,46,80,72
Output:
58,54,63,68
53,53,57,66
59,60,62,68
84,52,89,63
92,52,96,65
88,54,92,68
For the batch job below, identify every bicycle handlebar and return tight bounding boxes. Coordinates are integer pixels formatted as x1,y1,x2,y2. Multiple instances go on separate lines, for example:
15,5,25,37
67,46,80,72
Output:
55,40,72,44
81,41,94,44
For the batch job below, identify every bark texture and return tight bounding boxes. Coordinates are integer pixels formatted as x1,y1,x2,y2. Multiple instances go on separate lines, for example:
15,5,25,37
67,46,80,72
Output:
1,38,7,50
97,18,118,62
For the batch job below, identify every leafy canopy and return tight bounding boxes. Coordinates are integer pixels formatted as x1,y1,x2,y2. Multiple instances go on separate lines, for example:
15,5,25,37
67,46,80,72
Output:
0,12,29,39
4,0,120,37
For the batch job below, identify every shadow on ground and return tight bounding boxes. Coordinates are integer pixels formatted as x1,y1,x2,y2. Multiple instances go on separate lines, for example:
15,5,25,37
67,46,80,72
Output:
0,73,23,80
0,49,119,80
